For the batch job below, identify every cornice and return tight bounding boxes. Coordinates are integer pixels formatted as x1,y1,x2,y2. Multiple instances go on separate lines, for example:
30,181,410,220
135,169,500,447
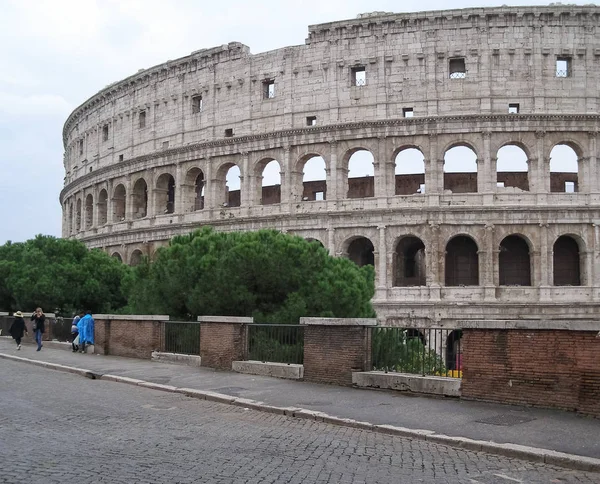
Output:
59,113,600,203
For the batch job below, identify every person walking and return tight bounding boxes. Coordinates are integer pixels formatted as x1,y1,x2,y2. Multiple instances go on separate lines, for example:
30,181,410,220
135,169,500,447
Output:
9,311,28,350
77,310,95,353
30,307,46,351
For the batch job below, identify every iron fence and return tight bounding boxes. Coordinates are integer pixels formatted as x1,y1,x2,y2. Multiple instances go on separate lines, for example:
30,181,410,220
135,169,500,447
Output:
371,327,463,378
0,315,12,337
160,321,201,355
52,317,75,342
247,324,304,365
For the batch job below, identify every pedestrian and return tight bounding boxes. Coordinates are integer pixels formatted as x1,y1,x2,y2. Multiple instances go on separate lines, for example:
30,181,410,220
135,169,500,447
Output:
9,311,28,350
30,307,46,351
77,310,95,353
71,311,83,352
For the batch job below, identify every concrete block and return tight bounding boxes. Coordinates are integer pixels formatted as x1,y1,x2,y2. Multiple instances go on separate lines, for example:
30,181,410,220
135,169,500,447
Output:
232,360,304,380
352,371,461,397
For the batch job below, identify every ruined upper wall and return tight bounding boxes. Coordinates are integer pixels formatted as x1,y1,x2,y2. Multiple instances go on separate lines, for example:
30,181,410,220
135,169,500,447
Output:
62,5,600,184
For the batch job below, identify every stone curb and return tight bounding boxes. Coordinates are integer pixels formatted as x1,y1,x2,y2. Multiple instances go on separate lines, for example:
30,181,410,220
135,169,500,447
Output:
2,351,599,473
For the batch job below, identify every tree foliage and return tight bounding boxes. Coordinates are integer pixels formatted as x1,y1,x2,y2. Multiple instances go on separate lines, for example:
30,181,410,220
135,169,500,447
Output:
0,235,130,314
124,228,375,322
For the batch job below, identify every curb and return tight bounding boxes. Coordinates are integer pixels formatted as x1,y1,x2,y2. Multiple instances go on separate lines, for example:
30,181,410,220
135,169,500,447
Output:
2,352,599,473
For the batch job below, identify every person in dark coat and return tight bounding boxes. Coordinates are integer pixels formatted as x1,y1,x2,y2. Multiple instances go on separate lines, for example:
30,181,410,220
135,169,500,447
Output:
30,307,45,351
9,311,28,350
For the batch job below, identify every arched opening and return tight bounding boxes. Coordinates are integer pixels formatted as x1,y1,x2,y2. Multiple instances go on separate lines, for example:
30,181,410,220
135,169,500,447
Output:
98,189,108,225
113,184,126,222
111,252,123,262
302,156,326,201
496,145,529,191
406,329,426,346
261,160,281,205
183,168,204,212
75,199,82,232
553,236,581,286
394,236,426,287
347,237,375,267
68,202,73,234
156,173,175,214
499,235,531,286
84,194,93,229
226,165,241,207
130,250,143,267
443,145,478,193
347,149,374,198
132,178,148,219
395,148,425,195
305,238,325,249
550,144,579,193
445,236,479,286
445,330,463,371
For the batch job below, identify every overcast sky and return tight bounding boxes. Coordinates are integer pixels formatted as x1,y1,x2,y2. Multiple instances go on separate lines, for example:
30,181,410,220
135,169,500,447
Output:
0,0,592,244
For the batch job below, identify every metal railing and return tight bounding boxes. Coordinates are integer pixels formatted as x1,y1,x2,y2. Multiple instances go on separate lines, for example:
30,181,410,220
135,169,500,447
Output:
52,317,75,342
160,321,201,355
0,315,12,337
247,324,304,365
371,327,463,378
449,71,466,79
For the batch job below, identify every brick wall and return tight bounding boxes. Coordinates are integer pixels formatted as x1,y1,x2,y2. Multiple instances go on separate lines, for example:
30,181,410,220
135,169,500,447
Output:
302,321,373,385
199,318,249,370
461,329,600,416
94,317,163,359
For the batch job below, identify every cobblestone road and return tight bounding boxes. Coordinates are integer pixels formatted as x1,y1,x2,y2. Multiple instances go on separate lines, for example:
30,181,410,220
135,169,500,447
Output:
0,360,597,484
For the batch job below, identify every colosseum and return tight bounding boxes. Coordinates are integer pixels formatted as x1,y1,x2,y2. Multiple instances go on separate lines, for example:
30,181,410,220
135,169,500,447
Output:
61,4,600,326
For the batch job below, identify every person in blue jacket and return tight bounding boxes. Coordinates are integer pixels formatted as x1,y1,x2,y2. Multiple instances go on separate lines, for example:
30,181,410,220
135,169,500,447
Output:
76,310,95,353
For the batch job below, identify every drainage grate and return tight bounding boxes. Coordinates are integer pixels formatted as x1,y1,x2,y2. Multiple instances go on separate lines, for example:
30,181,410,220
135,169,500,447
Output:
474,414,536,427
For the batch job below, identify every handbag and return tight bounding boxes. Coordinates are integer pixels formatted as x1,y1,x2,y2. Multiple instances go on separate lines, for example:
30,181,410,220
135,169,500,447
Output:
32,321,37,331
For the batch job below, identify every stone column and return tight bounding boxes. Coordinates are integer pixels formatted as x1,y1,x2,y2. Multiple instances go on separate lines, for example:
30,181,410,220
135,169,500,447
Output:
539,223,551,301
124,175,133,220
240,151,250,207
300,317,376,385
91,185,99,229
589,131,599,193
376,225,387,297
280,147,291,205
593,223,600,300
427,223,441,300
327,141,338,201
374,136,388,199
535,131,549,194
174,164,184,214
478,131,493,194
482,223,496,300
327,226,335,256
204,158,214,210
198,316,252,370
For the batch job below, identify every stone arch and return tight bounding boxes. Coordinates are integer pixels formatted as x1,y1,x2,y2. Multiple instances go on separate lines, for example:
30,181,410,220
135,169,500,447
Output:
215,162,241,208
130,249,143,266
343,236,375,267
112,184,126,222
84,194,93,229
184,167,205,212
445,330,463,371
553,235,582,286
393,235,426,287
305,237,325,248
496,144,529,191
443,143,478,193
344,148,374,199
132,177,148,219
256,158,281,205
75,198,82,232
445,235,479,286
499,234,532,286
111,252,123,262
98,189,108,225
394,147,425,195
299,154,327,201
155,173,175,214
550,143,580,193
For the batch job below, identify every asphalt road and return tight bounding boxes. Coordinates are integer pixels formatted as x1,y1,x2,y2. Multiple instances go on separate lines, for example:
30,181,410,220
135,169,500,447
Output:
0,360,597,484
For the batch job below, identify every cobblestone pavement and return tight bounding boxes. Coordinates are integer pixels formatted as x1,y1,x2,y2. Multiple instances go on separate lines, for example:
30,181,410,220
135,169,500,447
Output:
0,361,597,484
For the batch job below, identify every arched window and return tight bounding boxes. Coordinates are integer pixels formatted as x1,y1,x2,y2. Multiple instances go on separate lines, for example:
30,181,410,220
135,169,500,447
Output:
98,189,108,225
499,235,531,286
261,160,281,205
496,145,529,191
347,237,374,267
75,199,82,232
156,174,175,214
132,178,148,219
130,250,143,266
183,168,204,212
226,165,241,207
446,330,463,371
111,252,123,262
395,148,425,195
443,146,477,193
113,184,126,222
302,156,326,201
394,236,426,286
550,144,578,193
305,238,325,249
445,236,479,286
84,194,93,229
553,236,581,286
347,149,374,198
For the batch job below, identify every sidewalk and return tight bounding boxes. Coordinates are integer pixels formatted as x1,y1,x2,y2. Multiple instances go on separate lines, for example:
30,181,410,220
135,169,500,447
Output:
1,338,599,464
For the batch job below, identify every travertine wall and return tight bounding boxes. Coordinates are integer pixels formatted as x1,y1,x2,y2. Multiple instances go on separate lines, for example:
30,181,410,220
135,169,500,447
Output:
60,5,600,326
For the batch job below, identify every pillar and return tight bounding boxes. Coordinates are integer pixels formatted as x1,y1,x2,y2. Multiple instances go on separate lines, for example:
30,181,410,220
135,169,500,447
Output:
377,225,388,296
198,316,251,370
280,147,291,205
328,141,338,200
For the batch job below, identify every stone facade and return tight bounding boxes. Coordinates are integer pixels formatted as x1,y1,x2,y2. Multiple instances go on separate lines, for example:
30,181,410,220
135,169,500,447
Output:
60,5,600,325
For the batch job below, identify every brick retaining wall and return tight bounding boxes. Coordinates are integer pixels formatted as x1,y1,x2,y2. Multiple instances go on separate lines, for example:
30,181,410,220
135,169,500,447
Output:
461,325,600,416
94,315,167,359
198,316,251,370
